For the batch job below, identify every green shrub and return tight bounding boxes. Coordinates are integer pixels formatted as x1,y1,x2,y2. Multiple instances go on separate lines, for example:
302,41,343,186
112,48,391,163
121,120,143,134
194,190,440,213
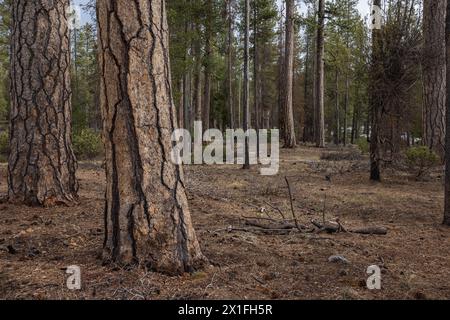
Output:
405,146,439,178
356,137,369,154
73,129,103,160
0,130,8,157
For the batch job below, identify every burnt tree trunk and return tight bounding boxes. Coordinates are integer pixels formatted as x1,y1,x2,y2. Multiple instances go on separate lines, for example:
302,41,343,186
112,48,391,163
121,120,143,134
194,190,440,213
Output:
243,0,250,169
423,0,446,160
97,0,205,274
283,0,296,148
8,0,78,206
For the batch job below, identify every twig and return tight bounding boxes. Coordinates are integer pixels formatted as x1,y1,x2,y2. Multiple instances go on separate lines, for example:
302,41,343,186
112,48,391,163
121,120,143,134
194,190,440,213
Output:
262,200,286,220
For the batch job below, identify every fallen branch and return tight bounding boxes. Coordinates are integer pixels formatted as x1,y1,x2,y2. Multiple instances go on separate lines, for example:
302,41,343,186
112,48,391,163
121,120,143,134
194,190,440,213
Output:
285,177,302,232
311,219,387,235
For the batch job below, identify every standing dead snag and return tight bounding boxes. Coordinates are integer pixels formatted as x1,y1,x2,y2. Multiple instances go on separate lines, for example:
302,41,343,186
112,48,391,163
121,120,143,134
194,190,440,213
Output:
8,0,79,206
97,0,205,275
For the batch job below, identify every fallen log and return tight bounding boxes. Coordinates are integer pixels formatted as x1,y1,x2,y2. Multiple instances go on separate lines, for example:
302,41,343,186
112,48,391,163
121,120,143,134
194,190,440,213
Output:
350,226,387,235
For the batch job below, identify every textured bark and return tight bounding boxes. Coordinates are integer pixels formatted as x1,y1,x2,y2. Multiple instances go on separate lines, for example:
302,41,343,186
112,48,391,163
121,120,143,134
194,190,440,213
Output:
315,0,325,148
97,0,205,274
444,0,450,225
370,0,382,181
283,0,296,148
423,0,446,160
8,0,78,206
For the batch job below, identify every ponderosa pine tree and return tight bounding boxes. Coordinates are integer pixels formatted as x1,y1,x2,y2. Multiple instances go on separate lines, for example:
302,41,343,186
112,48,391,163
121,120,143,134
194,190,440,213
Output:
97,0,205,274
423,0,446,160
444,0,450,225
8,0,78,206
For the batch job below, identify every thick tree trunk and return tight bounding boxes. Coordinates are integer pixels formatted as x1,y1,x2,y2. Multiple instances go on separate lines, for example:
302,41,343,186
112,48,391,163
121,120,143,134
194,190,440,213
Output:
8,0,78,206
444,0,450,225
283,0,296,148
343,72,349,146
370,0,382,181
97,0,205,274
423,0,446,160
315,0,325,148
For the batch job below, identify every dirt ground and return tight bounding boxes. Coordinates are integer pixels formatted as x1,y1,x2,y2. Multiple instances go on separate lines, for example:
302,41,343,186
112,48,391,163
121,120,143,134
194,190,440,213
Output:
1,145,450,300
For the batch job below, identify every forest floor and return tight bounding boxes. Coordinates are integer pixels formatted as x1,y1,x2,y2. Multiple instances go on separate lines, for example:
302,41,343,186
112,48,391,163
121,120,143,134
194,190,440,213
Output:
1,145,450,300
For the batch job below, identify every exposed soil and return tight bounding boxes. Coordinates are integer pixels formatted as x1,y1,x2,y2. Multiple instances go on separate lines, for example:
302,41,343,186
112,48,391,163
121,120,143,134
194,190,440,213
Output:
1,145,450,300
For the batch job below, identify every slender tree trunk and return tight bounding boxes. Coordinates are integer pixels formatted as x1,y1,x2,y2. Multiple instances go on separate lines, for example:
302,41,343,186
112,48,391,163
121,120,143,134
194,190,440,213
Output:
283,0,296,148
227,0,234,129
334,69,340,145
243,0,250,169
444,0,450,225
97,0,205,274
193,24,202,123
343,72,349,146
315,0,325,148
370,0,382,181
8,0,78,206
423,0,446,160
277,3,285,133
203,0,212,131
179,78,185,128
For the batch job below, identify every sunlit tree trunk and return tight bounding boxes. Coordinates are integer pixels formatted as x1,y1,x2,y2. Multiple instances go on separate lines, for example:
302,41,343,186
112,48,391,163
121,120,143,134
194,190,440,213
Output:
97,0,205,274
8,0,78,206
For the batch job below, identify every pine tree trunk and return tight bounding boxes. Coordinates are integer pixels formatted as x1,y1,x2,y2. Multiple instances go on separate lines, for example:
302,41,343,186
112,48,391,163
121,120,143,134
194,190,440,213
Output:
8,0,78,206
227,0,234,129
193,26,202,123
370,0,382,181
423,0,446,160
97,0,205,274
202,0,212,131
243,0,250,169
334,69,340,145
283,0,296,148
315,0,325,148
444,0,450,225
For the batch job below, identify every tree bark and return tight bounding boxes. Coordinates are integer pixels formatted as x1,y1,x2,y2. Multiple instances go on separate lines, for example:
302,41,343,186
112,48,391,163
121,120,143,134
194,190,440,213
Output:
315,0,325,148
444,0,450,225
97,0,205,274
283,0,296,148
8,0,78,206
423,0,446,160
